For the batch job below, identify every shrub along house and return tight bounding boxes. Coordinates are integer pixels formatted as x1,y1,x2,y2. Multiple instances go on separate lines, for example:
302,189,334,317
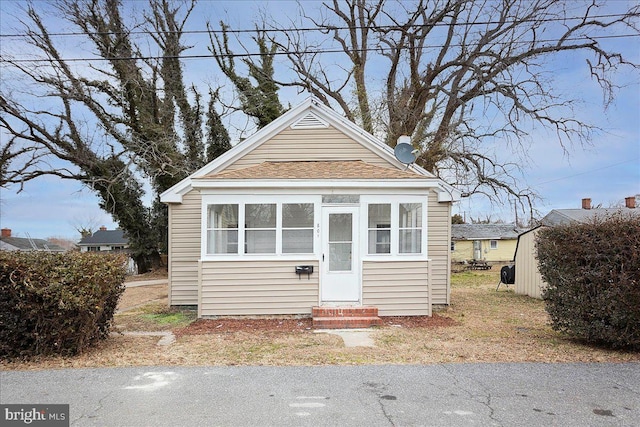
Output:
161,97,460,327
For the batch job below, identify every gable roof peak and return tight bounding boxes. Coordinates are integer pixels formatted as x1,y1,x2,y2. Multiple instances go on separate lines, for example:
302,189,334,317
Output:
161,96,460,203
291,110,329,129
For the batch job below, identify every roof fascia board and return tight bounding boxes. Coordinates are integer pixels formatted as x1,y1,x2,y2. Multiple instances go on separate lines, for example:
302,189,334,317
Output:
191,179,443,190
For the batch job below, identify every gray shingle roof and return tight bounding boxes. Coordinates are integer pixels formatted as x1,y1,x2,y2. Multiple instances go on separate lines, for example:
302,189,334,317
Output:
78,229,129,246
541,207,640,226
452,224,525,240
0,236,66,252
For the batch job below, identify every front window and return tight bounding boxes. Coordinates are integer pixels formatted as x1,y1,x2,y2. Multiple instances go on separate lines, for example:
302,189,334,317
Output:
207,204,239,254
282,203,314,253
399,203,422,254
245,204,276,253
205,200,315,256
490,240,498,250
366,199,426,256
368,204,391,254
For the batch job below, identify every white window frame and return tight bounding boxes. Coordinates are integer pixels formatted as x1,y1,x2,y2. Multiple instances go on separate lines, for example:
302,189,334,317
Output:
201,195,320,260
361,195,427,261
490,240,498,250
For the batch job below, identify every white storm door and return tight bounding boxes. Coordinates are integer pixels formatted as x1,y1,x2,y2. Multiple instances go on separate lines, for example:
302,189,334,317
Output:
321,206,360,302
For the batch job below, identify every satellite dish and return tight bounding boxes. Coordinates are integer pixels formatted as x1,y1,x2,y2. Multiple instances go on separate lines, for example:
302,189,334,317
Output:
394,141,417,164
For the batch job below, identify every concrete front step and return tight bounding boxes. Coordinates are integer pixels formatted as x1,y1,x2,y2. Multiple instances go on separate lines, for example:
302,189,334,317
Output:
312,306,382,329
312,316,383,329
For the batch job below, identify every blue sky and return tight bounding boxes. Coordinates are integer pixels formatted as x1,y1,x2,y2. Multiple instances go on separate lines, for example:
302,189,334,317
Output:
0,1,638,240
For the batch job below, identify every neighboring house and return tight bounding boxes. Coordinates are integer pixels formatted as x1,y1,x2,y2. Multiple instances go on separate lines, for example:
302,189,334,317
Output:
514,197,639,299
451,224,524,263
77,227,129,252
77,227,136,274
160,97,461,321
0,228,66,252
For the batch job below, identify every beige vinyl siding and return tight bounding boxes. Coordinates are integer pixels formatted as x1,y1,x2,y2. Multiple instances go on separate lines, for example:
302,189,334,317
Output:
227,126,393,170
199,260,319,316
427,191,452,305
168,190,201,305
362,261,431,316
514,229,546,299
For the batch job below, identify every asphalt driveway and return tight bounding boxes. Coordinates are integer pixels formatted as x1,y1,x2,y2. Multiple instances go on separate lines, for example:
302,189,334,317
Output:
1,363,638,426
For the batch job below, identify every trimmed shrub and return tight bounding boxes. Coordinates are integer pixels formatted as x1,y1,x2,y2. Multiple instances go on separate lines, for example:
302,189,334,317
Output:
536,213,640,349
0,251,127,358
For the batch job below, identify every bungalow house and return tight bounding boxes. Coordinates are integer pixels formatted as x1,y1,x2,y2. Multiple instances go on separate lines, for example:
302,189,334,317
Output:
160,97,460,325
77,227,129,253
77,227,136,274
514,197,639,299
451,224,524,264
0,228,66,252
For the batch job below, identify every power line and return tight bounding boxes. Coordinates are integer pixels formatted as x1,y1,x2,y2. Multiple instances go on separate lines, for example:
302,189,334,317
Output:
1,33,637,64
0,13,633,38
534,159,638,187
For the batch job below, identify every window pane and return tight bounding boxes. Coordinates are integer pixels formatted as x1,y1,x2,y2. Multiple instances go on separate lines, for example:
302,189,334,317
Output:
245,204,276,228
245,230,276,253
368,204,391,255
368,230,391,254
329,213,352,242
208,230,238,254
399,203,422,228
322,195,359,204
283,203,313,227
208,204,238,228
329,242,352,271
283,229,313,253
368,204,390,227
399,229,422,253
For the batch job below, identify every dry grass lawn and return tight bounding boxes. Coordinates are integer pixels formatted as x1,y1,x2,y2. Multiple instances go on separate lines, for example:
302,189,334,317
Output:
2,268,638,370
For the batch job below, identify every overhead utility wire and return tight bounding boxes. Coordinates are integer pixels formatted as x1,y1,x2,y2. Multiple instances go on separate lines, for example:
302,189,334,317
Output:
1,33,637,64
0,13,633,38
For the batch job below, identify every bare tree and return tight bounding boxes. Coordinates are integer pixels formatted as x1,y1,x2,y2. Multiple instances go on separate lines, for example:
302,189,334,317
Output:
269,0,639,220
207,22,285,129
0,0,230,272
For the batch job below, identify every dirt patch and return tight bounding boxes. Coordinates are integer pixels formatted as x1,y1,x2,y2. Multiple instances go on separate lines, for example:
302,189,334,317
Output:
124,269,168,282
117,284,167,312
380,314,458,328
176,318,313,336
174,314,456,337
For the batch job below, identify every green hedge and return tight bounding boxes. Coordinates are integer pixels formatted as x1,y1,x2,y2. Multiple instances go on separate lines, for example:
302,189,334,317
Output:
0,251,127,358
536,213,640,349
